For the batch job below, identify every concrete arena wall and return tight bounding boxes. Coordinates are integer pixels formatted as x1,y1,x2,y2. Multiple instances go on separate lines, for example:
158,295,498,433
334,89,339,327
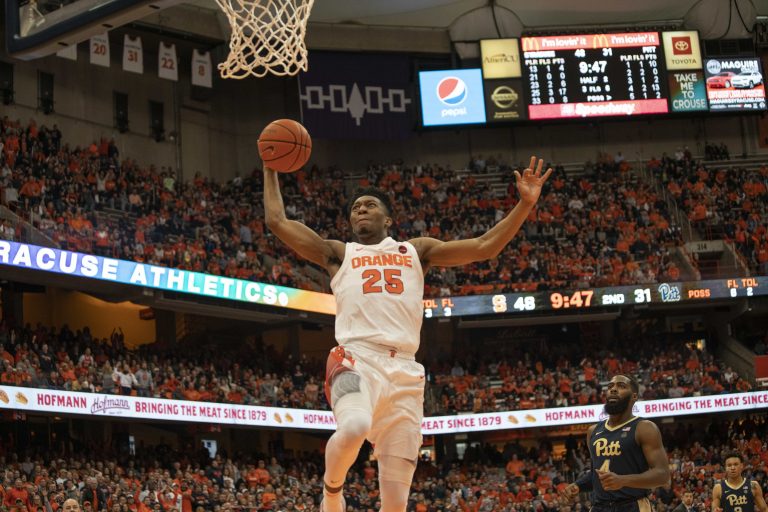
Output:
3,50,762,183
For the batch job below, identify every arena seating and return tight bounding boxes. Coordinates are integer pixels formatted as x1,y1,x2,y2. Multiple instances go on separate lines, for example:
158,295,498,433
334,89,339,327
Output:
0,118,695,295
648,151,768,276
0,416,764,511
0,322,753,416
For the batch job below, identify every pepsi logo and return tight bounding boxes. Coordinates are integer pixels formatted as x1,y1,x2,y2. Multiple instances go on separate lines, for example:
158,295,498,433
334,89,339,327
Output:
436,77,468,106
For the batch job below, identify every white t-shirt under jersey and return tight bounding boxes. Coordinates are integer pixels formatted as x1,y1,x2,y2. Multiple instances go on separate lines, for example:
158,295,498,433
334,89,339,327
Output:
330,237,424,355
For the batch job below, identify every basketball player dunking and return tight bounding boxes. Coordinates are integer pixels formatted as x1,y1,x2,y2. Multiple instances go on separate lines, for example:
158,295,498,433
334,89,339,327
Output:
711,452,767,512
263,156,552,512
560,375,671,512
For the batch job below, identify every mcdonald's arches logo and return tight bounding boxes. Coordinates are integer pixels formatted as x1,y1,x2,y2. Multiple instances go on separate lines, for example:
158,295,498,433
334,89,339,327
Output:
591,34,610,49
521,38,540,52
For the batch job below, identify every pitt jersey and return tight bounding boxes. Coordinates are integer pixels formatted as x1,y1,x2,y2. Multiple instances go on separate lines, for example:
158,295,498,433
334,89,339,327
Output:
589,416,650,503
721,479,755,512
330,237,424,355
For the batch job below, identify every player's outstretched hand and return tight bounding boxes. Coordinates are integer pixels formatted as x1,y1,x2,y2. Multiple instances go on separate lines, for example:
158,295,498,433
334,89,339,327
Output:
514,155,553,206
597,470,625,491
558,483,580,505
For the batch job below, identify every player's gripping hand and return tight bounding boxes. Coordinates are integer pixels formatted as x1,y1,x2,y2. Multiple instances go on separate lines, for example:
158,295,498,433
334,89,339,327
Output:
558,483,581,505
597,470,626,491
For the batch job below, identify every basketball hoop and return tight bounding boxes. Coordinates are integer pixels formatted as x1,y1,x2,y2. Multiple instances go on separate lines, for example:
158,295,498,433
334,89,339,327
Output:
215,0,315,79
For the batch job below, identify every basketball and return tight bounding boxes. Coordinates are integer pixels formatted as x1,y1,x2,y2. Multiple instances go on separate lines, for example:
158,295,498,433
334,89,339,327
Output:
258,119,312,173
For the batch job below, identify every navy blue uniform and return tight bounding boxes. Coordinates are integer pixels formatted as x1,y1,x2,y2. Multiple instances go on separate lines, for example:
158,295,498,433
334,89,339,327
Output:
589,416,652,512
721,479,755,512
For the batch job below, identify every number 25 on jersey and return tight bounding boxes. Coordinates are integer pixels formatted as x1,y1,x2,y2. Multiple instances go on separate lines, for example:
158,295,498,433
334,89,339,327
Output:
362,269,404,295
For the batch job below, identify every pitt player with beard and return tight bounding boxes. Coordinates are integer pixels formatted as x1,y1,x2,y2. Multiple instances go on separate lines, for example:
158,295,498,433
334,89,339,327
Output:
712,452,767,512
263,156,552,512
560,375,671,512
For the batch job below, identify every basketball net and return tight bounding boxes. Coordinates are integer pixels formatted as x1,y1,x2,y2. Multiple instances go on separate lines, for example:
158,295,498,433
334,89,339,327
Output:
215,0,315,79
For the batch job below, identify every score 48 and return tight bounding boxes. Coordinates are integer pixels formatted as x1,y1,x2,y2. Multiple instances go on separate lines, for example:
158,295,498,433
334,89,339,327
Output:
492,295,535,313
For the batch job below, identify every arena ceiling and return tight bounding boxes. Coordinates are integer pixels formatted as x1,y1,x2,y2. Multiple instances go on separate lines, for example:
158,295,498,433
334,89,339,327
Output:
305,0,763,28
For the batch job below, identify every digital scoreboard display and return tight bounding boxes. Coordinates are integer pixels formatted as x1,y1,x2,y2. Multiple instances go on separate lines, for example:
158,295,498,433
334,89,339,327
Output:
521,32,669,119
423,277,766,318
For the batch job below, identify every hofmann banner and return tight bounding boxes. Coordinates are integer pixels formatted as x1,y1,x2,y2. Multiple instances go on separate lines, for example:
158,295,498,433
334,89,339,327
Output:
2,385,766,434
298,52,414,139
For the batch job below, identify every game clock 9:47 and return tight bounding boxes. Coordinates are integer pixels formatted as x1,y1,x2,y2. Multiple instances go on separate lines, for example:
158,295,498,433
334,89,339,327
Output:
550,290,594,309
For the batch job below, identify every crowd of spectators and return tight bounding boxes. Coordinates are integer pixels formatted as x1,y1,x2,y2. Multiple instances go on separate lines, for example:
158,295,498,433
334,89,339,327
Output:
648,151,768,275
0,320,754,417
0,415,765,511
430,336,752,415
0,117,691,295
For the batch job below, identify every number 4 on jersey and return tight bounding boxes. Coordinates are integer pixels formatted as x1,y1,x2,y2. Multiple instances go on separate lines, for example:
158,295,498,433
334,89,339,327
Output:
362,269,404,295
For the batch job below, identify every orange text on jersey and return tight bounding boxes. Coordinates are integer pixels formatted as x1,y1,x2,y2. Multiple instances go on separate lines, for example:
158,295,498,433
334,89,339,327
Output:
351,254,413,269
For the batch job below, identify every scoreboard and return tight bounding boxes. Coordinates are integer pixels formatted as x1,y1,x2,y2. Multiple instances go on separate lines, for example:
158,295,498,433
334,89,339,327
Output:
521,32,669,119
423,276,766,318
418,29,766,126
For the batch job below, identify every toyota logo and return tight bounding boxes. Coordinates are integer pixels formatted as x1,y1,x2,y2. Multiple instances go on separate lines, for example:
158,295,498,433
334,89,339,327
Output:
674,40,689,52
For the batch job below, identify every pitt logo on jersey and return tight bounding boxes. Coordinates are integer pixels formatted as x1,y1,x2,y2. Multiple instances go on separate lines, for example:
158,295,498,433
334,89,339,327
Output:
351,254,414,269
726,494,748,507
593,438,622,457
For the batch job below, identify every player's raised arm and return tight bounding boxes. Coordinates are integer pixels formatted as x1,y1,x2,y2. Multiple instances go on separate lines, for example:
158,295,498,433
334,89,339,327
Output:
411,155,552,270
263,168,344,273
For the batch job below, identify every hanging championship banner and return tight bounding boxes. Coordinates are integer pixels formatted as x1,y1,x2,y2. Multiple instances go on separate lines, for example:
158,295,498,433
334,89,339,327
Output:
191,49,213,88
158,42,178,81
56,45,77,61
122,35,143,74
89,34,110,67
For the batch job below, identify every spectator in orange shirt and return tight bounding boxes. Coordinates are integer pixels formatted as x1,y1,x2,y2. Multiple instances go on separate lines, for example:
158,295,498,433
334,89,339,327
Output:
254,460,271,485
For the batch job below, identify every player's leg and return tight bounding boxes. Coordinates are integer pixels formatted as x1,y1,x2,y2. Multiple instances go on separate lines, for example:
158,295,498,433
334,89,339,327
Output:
322,371,372,512
369,359,424,512
378,454,417,512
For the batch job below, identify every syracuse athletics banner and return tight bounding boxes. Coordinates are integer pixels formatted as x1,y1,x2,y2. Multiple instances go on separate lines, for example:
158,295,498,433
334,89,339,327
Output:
0,241,335,315
298,52,414,139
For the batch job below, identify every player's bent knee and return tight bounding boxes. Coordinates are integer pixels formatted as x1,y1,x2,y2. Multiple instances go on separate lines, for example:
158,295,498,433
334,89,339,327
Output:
333,391,372,443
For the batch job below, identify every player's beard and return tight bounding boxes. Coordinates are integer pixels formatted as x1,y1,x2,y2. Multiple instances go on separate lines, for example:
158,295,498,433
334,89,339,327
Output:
604,394,631,415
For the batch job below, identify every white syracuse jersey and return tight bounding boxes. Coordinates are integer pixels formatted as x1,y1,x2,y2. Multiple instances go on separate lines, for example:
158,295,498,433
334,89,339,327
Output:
330,237,424,355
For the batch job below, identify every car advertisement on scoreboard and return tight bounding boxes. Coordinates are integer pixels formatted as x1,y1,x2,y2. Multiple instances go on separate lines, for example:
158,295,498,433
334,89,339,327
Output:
484,79,527,121
668,71,708,112
704,58,767,112
418,69,487,126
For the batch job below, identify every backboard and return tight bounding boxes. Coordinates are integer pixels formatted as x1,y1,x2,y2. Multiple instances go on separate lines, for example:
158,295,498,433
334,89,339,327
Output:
6,0,182,60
